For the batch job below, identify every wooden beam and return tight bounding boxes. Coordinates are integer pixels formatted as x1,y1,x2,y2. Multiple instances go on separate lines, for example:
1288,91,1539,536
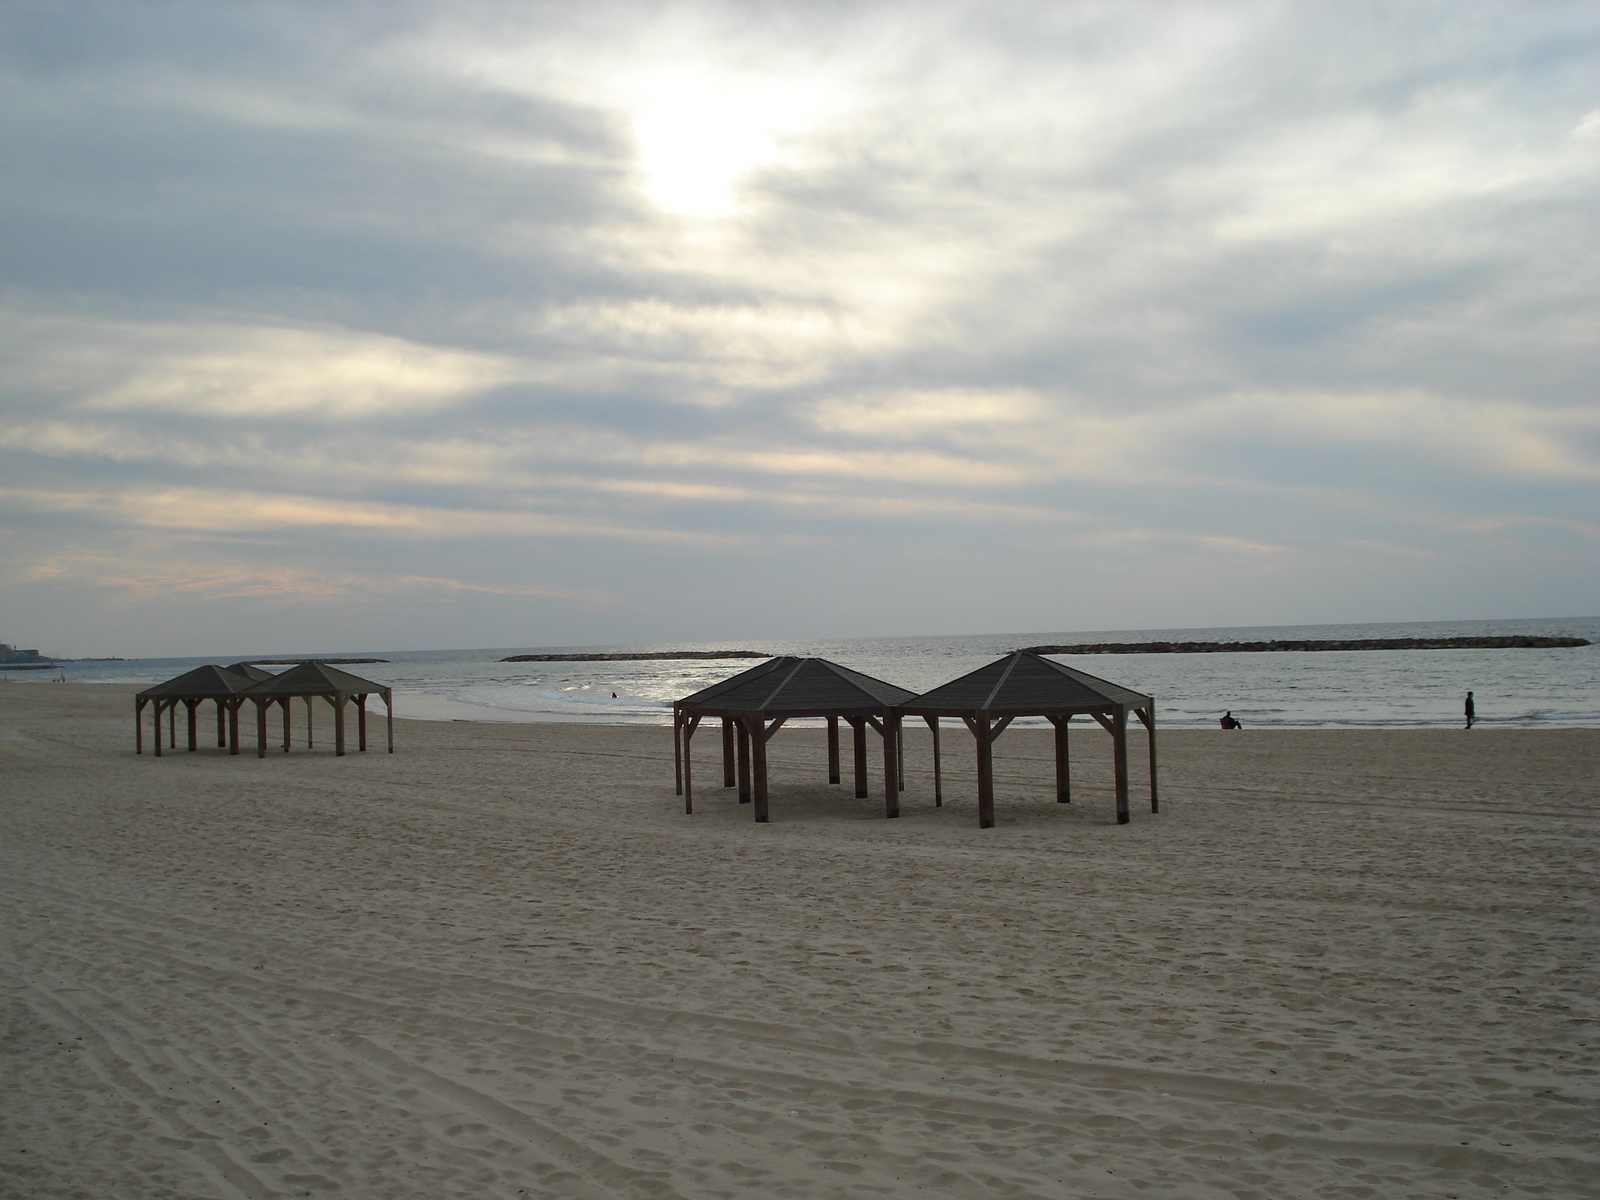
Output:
882,710,899,818
737,719,751,804
135,697,145,755
334,695,347,757
827,716,840,784
168,701,177,749
750,716,770,823
722,717,736,788
1113,705,1129,825
673,707,684,796
282,696,292,752
228,699,241,755
385,689,394,754
1137,703,1158,813
1051,715,1070,803
975,715,995,829
762,716,787,741
306,695,314,749
357,695,368,752
256,700,268,759
925,715,942,806
216,698,228,747
682,714,700,813
851,717,868,799
185,699,199,751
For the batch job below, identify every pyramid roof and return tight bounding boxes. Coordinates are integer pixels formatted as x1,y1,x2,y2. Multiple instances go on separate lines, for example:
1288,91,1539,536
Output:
678,657,915,716
899,651,1151,715
223,662,277,682
240,661,388,697
137,664,256,699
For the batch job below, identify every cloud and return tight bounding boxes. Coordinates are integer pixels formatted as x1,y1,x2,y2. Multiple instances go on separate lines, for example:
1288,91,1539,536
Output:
1,0,1597,653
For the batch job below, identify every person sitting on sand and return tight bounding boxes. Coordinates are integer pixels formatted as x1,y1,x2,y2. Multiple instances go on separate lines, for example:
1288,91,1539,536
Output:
1220,711,1242,729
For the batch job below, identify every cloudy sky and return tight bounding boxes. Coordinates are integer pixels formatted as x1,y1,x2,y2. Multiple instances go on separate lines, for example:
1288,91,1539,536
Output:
2,1,1596,657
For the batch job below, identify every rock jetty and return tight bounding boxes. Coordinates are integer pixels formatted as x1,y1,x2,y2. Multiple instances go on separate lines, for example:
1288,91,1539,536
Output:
500,650,770,663
1020,636,1590,655
243,658,390,665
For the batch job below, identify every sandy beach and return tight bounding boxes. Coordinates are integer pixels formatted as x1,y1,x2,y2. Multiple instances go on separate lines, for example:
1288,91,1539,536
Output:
1,683,1595,1200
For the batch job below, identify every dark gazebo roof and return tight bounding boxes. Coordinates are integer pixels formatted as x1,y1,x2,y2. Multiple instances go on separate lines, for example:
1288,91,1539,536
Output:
677,656,914,716
241,662,388,697
223,662,277,683
898,651,1150,715
137,664,257,699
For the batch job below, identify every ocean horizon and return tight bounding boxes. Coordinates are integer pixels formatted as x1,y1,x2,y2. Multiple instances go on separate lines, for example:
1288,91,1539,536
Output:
15,615,1598,731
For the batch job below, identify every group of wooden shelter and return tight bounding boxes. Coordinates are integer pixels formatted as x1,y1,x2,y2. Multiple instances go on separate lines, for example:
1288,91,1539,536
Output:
135,662,393,759
674,651,1157,828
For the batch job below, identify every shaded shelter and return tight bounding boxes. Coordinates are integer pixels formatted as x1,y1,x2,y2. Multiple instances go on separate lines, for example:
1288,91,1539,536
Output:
896,651,1157,828
135,665,255,756
674,658,916,822
240,663,393,758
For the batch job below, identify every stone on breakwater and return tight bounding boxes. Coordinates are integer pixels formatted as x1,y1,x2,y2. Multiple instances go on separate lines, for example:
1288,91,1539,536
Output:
1020,636,1590,655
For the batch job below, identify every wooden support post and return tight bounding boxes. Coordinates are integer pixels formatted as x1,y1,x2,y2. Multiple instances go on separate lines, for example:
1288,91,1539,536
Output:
153,701,167,758
882,712,900,818
750,717,769,823
827,716,840,784
722,717,735,787
1053,715,1071,803
216,698,227,747
136,698,145,754
673,707,683,796
282,697,292,752
185,699,199,751
333,695,347,757
851,717,868,798
1139,704,1159,813
385,691,394,753
357,695,368,752
1113,705,1130,825
737,720,752,803
926,716,942,806
168,701,177,749
228,700,241,754
975,715,995,829
682,715,700,814
307,696,315,749
256,700,268,758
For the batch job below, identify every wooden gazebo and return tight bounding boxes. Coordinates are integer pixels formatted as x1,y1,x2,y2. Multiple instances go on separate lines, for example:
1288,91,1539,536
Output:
239,662,394,758
674,657,916,822
135,664,255,756
896,651,1158,828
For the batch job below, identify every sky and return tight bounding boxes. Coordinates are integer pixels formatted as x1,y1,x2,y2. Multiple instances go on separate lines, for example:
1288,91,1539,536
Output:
1,0,1597,658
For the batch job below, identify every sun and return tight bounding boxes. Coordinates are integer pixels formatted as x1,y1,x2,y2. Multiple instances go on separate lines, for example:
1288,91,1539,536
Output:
628,71,829,220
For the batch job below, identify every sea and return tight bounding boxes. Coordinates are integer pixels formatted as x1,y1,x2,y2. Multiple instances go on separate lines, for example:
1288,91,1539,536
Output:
13,616,1597,730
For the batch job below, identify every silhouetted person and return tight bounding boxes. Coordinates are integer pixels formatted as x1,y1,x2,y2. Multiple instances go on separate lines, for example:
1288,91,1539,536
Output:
1220,711,1242,730
1465,691,1475,729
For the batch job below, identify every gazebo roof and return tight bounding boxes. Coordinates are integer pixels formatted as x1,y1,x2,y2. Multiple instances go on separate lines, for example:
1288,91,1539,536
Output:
678,656,915,715
137,664,257,699
241,661,389,697
223,662,277,683
899,651,1151,714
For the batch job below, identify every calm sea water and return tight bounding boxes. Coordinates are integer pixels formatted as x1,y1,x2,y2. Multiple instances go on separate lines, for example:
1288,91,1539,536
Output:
15,617,1597,730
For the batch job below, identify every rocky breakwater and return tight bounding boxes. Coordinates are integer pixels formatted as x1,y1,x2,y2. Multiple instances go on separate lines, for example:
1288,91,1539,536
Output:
500,650,770,663
1021,636,1591,655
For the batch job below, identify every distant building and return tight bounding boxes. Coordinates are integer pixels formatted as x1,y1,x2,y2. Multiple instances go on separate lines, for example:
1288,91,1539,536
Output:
0,643,49,664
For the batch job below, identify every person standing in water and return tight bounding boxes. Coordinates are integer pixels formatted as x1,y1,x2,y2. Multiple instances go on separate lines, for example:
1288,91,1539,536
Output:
1464,691,1475,729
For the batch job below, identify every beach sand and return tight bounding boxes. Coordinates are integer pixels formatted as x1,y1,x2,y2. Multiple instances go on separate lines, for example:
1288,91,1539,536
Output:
1,683,1595,1200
